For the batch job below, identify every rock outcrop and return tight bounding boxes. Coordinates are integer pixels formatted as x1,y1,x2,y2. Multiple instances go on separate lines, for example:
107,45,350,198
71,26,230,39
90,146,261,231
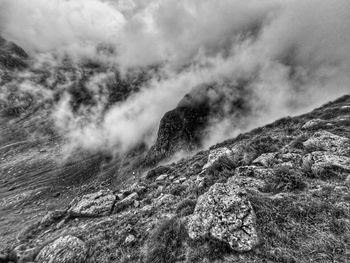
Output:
304,151,350,177
303,131,350,155
35,235,87,263
187,183,259,252
69,190,116,217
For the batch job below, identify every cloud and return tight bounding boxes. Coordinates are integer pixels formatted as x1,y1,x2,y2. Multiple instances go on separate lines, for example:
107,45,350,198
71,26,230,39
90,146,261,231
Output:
1,0,350,154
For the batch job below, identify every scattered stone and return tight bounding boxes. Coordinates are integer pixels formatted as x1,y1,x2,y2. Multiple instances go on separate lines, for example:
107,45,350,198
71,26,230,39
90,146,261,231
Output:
202,147,233,170
187,183,259,252
303,131,350,155
69,190,116,217
141,205,153,212
301,119,325,129
116,193,124,200
134,200,140,208
124,234,136,245
178,177,187,183
36,235,87,263
156,174,168,181
114,192,139,213
145,166,171,180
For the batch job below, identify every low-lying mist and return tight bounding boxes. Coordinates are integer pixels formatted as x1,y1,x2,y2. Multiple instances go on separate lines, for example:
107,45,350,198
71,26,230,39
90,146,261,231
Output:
1,0,349,155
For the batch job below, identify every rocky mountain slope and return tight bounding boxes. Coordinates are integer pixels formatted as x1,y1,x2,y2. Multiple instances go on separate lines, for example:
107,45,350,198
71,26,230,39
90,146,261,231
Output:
1,93,349,263
0,36,349,263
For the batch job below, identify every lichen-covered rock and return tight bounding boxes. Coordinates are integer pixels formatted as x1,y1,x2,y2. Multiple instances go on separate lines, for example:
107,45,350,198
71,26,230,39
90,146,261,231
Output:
252,152,278,167
227,176,265,192
235,165,275,179
202,147,233,170
306,151,350,177
303,131,350,155
35,235,87,263
187,183,258,252
69,190,116,217
252,152,303,168
301,119,326,129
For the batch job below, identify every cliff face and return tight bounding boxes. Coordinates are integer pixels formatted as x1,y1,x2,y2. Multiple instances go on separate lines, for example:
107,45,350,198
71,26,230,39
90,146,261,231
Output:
1,94,349,263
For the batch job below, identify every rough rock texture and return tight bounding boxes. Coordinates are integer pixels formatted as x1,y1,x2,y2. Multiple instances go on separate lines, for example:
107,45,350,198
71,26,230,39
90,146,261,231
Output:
35,235,87,263
144,104,209,166
69,190,116,217
227,176,266,192
306,151,350,177
303,131,350,155
253,152,303,168
301,119,327,129
235,165,275,179
114,192,139,213
187,183,258,252
202,147,233,170
252,152,278,167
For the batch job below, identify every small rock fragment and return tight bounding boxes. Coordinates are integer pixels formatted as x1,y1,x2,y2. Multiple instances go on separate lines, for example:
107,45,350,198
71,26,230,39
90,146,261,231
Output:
124,234,136,245
156,174,168,181
114,192,139,213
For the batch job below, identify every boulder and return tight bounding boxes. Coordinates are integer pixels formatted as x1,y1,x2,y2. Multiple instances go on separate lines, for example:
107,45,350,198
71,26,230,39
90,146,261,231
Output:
303,131,350,155
35,235,87,263
306,151,350,177
187,183,258,252
69,190,116,217
202,147,233,170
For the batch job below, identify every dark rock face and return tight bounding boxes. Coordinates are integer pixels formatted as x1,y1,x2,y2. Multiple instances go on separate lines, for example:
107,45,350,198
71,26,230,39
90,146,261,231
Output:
144,82,251,166
145,103,210,166
0,36,28,70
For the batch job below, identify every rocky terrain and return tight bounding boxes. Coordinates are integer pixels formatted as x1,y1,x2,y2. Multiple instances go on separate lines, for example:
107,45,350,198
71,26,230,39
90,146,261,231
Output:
0,37,350,263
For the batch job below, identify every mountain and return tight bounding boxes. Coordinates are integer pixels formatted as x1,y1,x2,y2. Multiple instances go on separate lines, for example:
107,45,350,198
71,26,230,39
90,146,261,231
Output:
0,37,349,263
